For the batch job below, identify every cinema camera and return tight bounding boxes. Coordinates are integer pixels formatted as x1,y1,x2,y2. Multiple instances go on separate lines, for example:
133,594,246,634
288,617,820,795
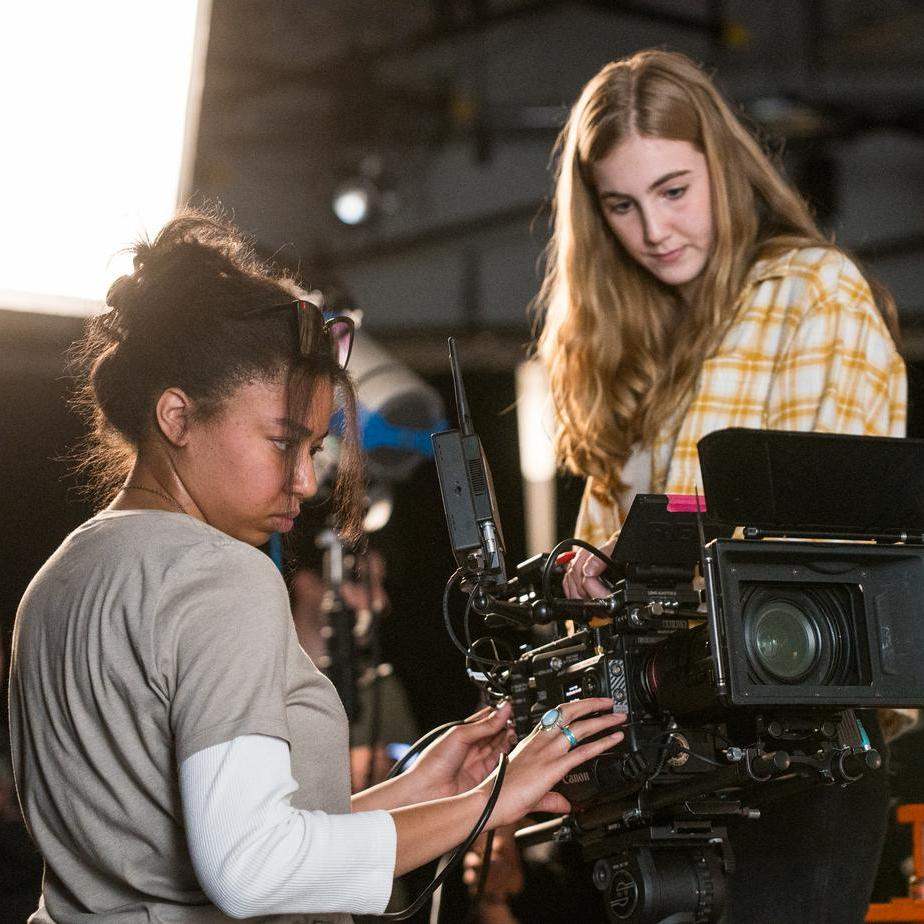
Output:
432,339,924,924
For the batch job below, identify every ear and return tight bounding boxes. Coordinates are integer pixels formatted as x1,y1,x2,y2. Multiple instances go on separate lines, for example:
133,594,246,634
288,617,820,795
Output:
155,387,195,447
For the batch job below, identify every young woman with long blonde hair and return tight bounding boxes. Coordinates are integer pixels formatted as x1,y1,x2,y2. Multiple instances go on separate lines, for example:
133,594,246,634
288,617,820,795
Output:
536,50,907,923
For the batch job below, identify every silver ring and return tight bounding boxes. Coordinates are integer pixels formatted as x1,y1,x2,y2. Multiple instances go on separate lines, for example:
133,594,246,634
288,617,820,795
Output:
539,707,567,733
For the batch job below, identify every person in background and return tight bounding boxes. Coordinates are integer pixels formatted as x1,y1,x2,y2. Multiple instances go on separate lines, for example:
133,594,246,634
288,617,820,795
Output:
534,49,910,923
290,550,419,790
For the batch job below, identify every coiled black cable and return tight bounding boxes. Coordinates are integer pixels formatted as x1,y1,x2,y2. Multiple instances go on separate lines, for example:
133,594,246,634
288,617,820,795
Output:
540,537,617,602
442,568,514,669
385,718,467,780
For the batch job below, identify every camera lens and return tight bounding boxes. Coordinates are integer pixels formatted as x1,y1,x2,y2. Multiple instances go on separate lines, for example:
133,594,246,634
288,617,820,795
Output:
739,582,861,687
749,601,819,682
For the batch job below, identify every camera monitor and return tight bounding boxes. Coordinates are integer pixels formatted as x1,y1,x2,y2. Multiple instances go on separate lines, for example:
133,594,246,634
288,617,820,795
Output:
431,338,506,583
609,493,732,577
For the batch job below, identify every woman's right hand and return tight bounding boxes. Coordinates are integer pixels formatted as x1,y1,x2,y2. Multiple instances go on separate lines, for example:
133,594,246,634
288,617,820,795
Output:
562,537,617,600
477,697,625,827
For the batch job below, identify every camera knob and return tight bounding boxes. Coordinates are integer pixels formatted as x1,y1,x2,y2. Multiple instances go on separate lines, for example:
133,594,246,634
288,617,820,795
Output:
592,858,614,891
838,748,882,780
530,600,554,624
750,750,790,778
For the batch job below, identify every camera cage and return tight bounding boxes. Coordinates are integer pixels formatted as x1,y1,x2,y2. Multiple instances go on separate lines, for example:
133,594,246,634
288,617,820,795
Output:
609,486,924,711
432,340,924,722
609,429,924,710
432,345,924,923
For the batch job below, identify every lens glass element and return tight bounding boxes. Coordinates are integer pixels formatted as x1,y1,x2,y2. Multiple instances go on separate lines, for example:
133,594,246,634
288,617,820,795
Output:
751,601,818,681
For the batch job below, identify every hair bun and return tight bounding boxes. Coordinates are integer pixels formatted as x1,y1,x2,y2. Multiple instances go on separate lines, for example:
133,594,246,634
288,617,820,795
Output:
103,274,146,342
89,344,147,442
132,241,153,273
106,273,140,310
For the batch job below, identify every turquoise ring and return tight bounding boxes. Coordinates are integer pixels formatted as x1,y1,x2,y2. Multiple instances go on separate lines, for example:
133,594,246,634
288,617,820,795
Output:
561,725,578,749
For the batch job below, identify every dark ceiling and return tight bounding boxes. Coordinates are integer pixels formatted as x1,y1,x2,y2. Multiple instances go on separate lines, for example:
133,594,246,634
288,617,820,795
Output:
186,0,924,365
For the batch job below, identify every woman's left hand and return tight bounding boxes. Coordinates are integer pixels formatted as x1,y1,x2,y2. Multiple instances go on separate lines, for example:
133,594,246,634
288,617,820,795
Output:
407,702,515,802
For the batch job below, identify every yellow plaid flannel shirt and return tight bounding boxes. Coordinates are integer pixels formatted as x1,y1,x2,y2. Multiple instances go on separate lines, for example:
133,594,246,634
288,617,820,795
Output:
573,246,912,735
576,246,906,545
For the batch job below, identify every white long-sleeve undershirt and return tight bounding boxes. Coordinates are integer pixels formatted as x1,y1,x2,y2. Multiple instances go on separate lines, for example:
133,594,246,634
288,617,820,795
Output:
179,734,396,919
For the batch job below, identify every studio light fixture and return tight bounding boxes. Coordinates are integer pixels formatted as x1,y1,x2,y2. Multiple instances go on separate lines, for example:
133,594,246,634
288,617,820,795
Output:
331,154,397,227
0,1,211,316
332,182,375,226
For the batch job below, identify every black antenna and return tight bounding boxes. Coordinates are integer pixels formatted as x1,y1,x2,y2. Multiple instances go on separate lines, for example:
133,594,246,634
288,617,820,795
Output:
448,337,474,436
694,486,708,572
694,483,729,697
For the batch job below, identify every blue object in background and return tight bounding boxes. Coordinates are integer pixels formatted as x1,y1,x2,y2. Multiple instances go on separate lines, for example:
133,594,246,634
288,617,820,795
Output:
267,532,283,571
386,741,414,763
330,406,447,459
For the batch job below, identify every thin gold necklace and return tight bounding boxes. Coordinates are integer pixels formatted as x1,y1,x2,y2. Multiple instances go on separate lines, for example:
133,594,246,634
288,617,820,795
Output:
122,483,186,514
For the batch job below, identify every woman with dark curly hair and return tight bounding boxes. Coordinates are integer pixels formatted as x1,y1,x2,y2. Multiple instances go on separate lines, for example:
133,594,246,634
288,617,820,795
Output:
9,210,625,923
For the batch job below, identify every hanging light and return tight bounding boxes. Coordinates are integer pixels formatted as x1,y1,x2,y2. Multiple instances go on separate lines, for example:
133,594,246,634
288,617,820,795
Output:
332,181,375,226
331,155,397,227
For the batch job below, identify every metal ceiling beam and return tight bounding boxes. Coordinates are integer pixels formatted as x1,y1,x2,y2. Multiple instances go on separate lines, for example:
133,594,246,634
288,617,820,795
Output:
314,199,546,268
214,0,568,97
578,0,724,38
315,196,924,271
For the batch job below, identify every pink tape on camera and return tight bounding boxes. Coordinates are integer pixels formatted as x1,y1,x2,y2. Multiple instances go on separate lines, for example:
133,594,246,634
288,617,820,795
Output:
666,494,707,513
